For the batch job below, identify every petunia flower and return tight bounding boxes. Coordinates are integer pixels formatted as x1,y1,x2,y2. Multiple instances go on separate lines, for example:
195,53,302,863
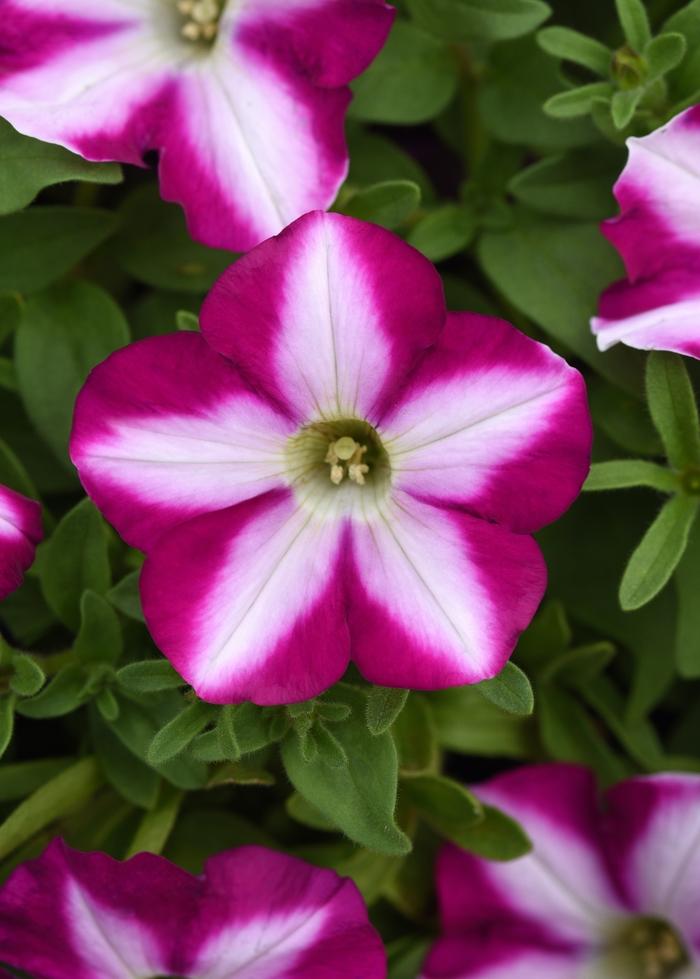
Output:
592,106,700,360
422,764,700,979
0,838,386,978
0,0,394,251
70,211,591,705
0,483,42,601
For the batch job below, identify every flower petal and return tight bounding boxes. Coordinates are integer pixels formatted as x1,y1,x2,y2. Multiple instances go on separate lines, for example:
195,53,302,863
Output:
140,488,349,704
602,774,700,956
0,2,175,167
383,314,591,534
200,211,445,422
0,840,385,979
431,766,623,951
0,484,42,601
345,492,546,688
70,332,294,552
422,936,584,979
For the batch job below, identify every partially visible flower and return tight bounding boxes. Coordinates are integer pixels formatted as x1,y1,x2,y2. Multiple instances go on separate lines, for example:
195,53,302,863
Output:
592,106,700,359
0,838,386,979
0,484,42,601
0,0,394,251
422,764,700,979
70,211,591,705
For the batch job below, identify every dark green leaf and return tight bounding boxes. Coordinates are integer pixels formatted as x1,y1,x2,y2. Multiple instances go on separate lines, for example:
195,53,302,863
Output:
675,516,700,677
91,710,160,809
366,686,409,736
407,204,476,261
406,0,550,42
74,591,123,666
0,757,73,803
401,775,483,847
16,664,88,719
107,571,145,623
0,435,38,499
446,804,532,860
646,352,700,470
286,791,338,831
508,149,619,220
9,654,45,698
477,663,534,716
147,701,215,766
0,695,15,760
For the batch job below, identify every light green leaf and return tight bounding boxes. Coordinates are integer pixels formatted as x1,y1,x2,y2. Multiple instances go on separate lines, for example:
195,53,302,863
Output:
16,664,88,719
646,352,700,470
544,82,614,118
407,204,477,261
584,460,678,493
342,180,421,229
537,26,612,75
366,687,409,736
406,0,550,42
117,660,184,694
615,0,652,50
611,88,643,129
0,757,73,803
645,33,687,81
9,654,45,698
620,495,699,610
125,783,183,857
0,696,15,760
477,662,535,716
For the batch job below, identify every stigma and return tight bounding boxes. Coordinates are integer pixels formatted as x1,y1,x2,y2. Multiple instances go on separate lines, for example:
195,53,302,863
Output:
325,437,370,486
177,0,223,43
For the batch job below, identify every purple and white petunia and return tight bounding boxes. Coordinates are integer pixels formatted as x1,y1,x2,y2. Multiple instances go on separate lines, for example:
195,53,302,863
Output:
0,483,42,601
70,211,591,705
592,105,700,359
422,764,700,979
0,839,386,978
0,0,393,251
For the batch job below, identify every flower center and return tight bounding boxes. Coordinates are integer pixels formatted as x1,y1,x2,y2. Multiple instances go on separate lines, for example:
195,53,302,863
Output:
597,918,690,979
286,418,390,497
176,0,223,43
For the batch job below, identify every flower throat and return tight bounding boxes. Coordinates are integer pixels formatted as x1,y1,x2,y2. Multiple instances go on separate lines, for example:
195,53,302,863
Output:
176,0,224,43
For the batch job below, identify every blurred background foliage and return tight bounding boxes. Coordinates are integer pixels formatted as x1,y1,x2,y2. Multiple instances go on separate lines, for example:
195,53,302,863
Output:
2,1,700,975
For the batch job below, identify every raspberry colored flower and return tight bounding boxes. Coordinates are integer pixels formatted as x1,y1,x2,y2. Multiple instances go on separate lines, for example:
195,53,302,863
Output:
0,484,42,601
423,764,700,979
70,211,591,705
592,106,700,359
0,839,385,978
0,0,393,251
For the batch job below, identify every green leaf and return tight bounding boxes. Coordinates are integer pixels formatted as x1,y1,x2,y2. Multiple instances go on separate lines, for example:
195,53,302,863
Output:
350,21,459,125
0,757,73,803
508,149,620,220
342,180,420,229
615,0,652,50
216,705,241,761
107,571,145,623
91,711,160,809
645,33,687,81
281,685,410,855
544,82,614,118
117,660,184,694
207,761,274,788
387,937,433,979
74,591,123,666
347,124,434,202
477,211,641,393
477,663,535,716
541,641,616,685
147,701,215,766
39,499,111,630
537,26,612,75
286,791,338,831
611,88,643,129
16,664,88,719
675,516,700,677
0,695,15,760
584,460,678,493
0,757,102,860
125,783,183,857
588,375,662,457
646,352,700,470
402,775,484,847
620,495,699,610
175,309,199,331
113,186,234,293
96,688,120,723
366,687,409,736
449,804,532,860
314,723,349,769
430,686,535,757
14,281,129,463
406,0,550,42
9,654,45,698
0,207,117,294
407,204,477,261
0,434,38,499
392,694,439,775
0,120,122,215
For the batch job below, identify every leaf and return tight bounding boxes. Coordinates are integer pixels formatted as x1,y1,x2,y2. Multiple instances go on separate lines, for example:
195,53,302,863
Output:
544,82,614,118
14,281,129,463
0,757,73,803
113,185,234,293
90,711,160,809
0,207,117,294
350,20,459,125
125,783,183,857
116,659,184,693
446,804,532,860
620,495,699,610
216,705,241,761
366,687,409,736
584,460,678,493
175,309,199,331
508,149,620,220
0,120,122,215
39,498,111,630
645,33,687,81
281,685,410,855
615,0,651,50
107,571,145,623
147,701,215,766
74,591,123,666
342,180,421,229
406,0,550,42
537,26,612,75
207,761,274,788
541,642,616,685
0,435,38,499
0,696,15,760
286,792,338,831
0,757,102,860
347,124,434,201
477,663,534,716
646,352,700,470
16,664,88,719
611,88,643,129
430,686,535,758
9,654,45,698
407,204,477,261
588,374,662,457
402,775,483,847
675,517,700,677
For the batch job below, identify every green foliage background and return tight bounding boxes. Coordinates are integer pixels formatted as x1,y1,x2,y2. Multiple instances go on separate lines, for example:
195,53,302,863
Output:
2,1,700,974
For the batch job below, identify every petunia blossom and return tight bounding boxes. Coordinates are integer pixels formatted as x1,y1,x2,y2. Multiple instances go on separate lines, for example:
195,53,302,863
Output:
0,0,394,252
70,211,591,705
0,838,386,978
422,764,700,979
592,105,700,359
0,483,42,601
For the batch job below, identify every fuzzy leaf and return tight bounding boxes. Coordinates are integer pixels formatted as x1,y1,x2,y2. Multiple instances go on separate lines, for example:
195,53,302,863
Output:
477,663,534,716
